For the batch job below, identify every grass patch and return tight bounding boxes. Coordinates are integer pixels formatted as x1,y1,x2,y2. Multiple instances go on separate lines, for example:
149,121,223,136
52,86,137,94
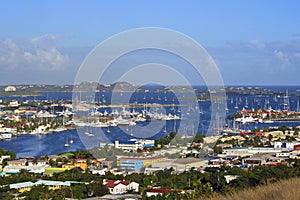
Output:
206,177,300,200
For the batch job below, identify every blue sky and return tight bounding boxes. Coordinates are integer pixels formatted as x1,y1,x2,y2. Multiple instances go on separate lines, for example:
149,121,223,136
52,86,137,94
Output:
0,1,300,85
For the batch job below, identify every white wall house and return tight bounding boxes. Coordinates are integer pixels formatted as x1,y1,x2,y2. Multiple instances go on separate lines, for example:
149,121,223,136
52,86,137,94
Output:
103,179,139,195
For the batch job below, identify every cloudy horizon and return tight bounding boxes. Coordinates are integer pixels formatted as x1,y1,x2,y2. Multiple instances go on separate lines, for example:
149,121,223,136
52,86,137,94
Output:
0,1,299,86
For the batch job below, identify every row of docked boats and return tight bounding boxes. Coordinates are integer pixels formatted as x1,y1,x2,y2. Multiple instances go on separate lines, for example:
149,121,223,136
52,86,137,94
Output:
74,107,181,128
234,115,274,124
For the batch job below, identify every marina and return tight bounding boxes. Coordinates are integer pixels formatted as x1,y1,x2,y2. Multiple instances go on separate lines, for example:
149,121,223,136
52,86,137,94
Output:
0,87,300,158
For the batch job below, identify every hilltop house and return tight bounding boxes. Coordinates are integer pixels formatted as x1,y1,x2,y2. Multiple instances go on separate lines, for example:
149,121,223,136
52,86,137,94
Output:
103,179,139,194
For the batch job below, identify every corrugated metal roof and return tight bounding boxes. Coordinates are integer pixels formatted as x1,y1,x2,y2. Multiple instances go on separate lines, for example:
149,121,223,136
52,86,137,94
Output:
35,180,63,186
10,182,34,189
10,180,88,189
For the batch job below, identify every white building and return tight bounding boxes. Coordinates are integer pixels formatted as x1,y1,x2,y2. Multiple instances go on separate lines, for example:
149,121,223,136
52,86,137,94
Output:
222,147,250,156
0,126,17,133
4,86,16,92
1,132,12,139
275,152,290,157
114,140,142,151
9,100,19,107
222,146,294,157
3,165,49,174
90,168,107,175
274,141,294,150
114,139,155,151
36,111,57,118
27,160,48,166
151,158,207,172
103,179,139,195
144,167,166,174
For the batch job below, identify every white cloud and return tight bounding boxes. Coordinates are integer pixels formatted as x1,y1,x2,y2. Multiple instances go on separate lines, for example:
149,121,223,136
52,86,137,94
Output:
225,40,266,51
3,39,18,50
217,39,300,71
247,40,265,50
273,50,290,65
0,34,69,70
206,38,300,84
30,34,62,48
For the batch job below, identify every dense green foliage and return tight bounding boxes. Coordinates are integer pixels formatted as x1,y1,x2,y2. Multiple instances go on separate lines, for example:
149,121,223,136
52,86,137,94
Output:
1,158,300,199
155,132,177,147
138,159,300,199
1,147,300,199
0,148,16,160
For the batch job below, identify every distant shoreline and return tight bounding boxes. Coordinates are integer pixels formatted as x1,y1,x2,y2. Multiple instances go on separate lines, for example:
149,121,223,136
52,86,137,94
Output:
0,84,299,99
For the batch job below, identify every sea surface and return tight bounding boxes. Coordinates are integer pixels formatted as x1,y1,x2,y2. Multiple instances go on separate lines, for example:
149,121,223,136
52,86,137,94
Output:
0,86,300,158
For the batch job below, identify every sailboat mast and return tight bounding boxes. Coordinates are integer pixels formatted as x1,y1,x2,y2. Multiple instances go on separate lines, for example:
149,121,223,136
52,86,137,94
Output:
283,90,289,111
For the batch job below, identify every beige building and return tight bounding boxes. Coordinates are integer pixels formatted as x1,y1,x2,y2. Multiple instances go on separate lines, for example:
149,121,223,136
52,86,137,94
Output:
152,157,208,172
